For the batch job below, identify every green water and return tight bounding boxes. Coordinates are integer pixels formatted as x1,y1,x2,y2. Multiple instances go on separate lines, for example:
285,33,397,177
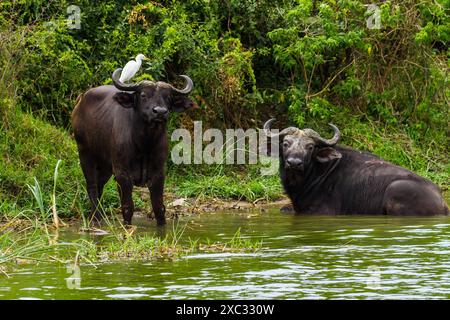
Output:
1,210,450,299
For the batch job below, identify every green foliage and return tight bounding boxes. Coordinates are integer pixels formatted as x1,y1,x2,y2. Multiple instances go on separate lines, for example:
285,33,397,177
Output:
0,106,85,216
0,0,448,217
17,21,92,125
3,0,448,130
168,166,282,202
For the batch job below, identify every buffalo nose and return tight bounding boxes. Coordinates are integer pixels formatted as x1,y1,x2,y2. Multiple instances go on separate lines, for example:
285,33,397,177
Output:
286,158,303,168
152,106,168,115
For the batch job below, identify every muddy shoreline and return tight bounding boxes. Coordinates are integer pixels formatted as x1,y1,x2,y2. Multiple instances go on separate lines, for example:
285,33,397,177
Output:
139,190,291,219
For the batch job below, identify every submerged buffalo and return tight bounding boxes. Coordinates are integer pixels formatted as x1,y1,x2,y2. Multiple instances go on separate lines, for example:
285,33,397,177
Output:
72,69,196,225
263,119,449,216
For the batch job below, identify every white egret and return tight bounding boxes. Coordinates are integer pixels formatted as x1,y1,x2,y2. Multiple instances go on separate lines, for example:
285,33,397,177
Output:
119,54,147,83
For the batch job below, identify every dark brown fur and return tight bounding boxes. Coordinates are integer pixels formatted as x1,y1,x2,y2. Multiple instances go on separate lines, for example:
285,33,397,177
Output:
72,84,195,225
275,128,449,216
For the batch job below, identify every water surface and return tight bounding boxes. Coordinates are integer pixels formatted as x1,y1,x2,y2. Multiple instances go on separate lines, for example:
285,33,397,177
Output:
1,210,450,299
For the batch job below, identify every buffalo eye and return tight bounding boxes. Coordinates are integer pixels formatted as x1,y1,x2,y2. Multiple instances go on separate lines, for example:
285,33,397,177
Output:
307,144,314,151
140,92,146,98
282,141,290,148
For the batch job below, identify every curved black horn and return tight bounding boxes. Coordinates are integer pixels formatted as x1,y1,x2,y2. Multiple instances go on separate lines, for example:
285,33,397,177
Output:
304,123,340,146
168,75,193,94
263,118,277,137
324,124,341,145
263,118,300,138
112,68,140,91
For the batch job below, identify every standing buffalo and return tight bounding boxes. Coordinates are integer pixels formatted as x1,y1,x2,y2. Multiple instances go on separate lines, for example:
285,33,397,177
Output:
72,69,196,225
264,119,449,216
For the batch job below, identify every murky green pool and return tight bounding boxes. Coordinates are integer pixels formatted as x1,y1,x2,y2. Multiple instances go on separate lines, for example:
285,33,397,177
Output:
1,210,450,299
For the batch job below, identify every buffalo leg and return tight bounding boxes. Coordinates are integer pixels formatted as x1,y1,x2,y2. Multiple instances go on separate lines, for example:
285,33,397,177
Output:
116,175,134,225
79,154,102,223
149,174,166,226
97,170,112,201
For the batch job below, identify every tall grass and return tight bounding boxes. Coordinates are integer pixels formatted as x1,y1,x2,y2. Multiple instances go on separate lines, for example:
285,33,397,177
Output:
27,178,46,220
0,213,72,265
51,159,62,228
167,137,283,202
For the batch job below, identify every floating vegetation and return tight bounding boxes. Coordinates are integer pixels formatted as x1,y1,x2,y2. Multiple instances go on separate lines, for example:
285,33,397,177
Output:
197,228,263,253
73,223,262,262
0,214,262,270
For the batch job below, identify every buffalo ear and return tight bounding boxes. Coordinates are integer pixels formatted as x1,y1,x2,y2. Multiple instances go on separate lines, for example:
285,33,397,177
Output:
172,95,199,113
114,92,135,108
316,147,342,163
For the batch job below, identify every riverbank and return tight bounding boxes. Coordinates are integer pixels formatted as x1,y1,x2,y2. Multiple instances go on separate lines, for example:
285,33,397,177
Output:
140,189,290,218
1,107,448,219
